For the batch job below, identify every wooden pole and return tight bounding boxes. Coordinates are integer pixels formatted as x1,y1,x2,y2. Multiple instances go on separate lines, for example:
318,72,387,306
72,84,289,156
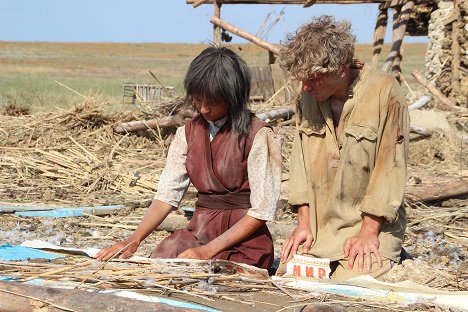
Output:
382,1,414,73
214,0,222,46
371,5,388,68
451,0,461,97
210,16,281,54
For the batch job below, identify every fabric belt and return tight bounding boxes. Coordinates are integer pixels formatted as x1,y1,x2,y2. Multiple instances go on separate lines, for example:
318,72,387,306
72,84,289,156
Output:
196,192,251,209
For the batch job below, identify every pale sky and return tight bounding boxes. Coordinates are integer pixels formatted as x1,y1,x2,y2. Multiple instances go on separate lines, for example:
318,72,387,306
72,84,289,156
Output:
0,0,427,44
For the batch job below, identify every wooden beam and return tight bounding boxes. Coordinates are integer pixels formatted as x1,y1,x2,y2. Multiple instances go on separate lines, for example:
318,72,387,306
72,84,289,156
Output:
303,0,318,7
381,1,414,73
210,16,281,54
192,0,211,8
371,5,388,68
213,0,222,46
188,0,385,4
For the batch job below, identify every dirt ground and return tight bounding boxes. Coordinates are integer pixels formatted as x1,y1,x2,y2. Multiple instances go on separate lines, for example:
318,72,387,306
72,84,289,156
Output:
0,94,467,311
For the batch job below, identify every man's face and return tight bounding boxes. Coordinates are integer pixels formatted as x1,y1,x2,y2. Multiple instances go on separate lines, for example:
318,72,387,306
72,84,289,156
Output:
301,72,341,102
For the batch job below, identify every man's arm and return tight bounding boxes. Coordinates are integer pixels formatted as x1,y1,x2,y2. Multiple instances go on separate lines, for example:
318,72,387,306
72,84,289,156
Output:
344,83,409,271
280,204,313,263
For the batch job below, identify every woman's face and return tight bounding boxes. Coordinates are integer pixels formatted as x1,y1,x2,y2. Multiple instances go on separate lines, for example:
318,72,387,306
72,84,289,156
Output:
193,95,229,122
301,72,341,102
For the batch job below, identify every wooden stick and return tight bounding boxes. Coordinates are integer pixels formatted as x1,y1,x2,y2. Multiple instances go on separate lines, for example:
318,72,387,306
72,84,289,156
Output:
411,70,465,112
210,16,280,54
148,70,169,92
22,260,93,282
68,136,100,163
55,80,86,98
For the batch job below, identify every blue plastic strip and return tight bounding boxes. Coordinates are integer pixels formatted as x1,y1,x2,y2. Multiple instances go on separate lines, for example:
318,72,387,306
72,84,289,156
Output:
0,244,63,261
0,276,20,281
13,205,125,218
157,297,219,312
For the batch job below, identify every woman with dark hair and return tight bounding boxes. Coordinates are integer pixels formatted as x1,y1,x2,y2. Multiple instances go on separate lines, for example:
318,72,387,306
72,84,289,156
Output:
96,47,282,269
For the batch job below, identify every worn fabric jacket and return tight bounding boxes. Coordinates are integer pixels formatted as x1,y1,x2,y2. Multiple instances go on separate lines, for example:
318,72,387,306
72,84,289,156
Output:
288,64,409,262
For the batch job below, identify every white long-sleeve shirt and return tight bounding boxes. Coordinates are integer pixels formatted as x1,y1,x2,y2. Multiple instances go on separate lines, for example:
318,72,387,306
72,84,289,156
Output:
154,121,282,221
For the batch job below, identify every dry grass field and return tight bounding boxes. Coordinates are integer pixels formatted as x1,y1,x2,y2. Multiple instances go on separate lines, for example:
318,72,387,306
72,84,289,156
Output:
0,41,427,113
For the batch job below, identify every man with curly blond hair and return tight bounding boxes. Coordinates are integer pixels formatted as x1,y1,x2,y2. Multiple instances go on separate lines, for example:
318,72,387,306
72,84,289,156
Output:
278,16,409,280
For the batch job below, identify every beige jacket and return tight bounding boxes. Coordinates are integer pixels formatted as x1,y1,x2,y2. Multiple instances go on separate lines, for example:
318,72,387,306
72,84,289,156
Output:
288,64,409,262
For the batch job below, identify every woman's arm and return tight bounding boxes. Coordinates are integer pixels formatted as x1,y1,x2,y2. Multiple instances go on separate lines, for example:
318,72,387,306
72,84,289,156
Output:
96,200,173,260
96,126,190,261
178,214,265,259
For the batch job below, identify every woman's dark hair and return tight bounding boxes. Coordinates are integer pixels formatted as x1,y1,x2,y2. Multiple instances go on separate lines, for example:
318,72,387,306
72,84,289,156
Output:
184,46,252,135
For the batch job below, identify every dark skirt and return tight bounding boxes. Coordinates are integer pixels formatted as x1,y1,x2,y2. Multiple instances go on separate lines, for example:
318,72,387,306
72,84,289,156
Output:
150,207,274,269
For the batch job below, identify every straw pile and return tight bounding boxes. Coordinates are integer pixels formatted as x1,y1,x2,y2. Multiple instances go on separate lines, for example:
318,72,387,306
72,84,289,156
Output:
0,94,188,206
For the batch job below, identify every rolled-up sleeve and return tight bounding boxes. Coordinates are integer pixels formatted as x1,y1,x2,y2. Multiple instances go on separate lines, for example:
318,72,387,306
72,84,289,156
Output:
360,88,409,223
247,127,282,221
153,126,190,207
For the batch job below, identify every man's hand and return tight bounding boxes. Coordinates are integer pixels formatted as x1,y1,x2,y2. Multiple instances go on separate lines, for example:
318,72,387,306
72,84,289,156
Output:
280,224,313,263
177,246,213,260
96,240,139,261
343,213,383,272
280,204,313,263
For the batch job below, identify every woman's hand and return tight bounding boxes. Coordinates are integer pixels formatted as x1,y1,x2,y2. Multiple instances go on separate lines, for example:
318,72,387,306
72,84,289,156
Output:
95,200,173,262
343,213,383,272
95,239,139,261
177,246,213,260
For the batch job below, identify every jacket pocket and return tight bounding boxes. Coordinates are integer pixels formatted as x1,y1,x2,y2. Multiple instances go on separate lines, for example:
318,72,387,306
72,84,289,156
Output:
344,125,377,142
343,124,378,172
297,120,326,136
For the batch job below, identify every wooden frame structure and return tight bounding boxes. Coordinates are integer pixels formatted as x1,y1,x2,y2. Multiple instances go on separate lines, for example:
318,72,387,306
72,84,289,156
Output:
186,0,433,78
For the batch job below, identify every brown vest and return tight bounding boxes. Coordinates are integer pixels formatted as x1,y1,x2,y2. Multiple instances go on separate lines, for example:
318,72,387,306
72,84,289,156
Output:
185,114,269,209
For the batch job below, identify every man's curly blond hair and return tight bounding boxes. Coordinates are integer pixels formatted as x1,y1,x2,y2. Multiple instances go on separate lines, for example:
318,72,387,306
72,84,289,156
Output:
280,15,356,81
